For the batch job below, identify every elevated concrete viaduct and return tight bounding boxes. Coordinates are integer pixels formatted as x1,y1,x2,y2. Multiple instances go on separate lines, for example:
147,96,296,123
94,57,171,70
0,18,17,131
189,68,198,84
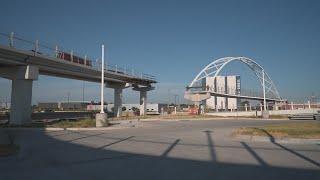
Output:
0,36,156,124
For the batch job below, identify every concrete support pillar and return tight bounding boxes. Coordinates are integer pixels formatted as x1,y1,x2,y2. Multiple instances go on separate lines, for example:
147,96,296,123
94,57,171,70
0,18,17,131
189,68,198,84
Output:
10,79,33,124
245,104,248,112
114,88,123,117
3,65,39,125
106,82,128,118
139,90,147,116
133,86,154,116
249,104,252,111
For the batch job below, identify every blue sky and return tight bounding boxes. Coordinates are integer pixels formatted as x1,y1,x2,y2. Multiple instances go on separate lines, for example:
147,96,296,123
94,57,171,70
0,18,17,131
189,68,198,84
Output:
0,0,320,104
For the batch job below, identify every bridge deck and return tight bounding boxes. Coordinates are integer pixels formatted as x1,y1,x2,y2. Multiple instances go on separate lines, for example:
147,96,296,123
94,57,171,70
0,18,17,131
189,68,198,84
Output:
0,44,156,86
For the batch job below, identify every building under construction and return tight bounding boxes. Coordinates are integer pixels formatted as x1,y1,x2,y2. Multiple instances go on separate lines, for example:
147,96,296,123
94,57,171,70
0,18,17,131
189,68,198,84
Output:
202,75,241,111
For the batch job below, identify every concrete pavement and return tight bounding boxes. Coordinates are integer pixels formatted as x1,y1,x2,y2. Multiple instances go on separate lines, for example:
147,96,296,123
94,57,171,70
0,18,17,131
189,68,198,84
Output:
0,119,319,180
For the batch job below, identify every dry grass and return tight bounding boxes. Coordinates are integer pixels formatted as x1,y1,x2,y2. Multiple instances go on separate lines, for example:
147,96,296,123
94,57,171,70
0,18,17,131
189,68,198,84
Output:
235,121,320,139
47,118,95,128
0,118,96,128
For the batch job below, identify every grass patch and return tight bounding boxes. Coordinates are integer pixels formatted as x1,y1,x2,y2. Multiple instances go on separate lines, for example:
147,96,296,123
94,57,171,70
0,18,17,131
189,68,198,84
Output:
0,144,19,157
269,115,288,119
47,118,95,128
0,118,96,128
235,122,320,139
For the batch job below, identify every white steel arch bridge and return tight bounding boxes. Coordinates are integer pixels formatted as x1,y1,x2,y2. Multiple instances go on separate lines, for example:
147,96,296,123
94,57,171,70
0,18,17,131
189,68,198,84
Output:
185,57,284,104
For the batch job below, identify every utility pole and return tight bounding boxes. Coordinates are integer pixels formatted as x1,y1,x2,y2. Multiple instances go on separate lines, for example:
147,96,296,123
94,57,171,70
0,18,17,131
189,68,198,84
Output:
174,94,178,105
67,92,70,104
5,96,8,109
82,81,85,102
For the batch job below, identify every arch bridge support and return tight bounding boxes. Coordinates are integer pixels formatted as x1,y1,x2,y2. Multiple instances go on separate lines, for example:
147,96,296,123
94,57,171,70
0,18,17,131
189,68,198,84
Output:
187,57,281,101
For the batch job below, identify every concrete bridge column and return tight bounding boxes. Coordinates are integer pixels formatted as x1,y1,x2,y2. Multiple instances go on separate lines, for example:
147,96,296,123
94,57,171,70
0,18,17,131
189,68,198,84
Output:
0,65,39,125
10,79,33,124
140,90,147,116
114,88,123,117
133,86,154,116
106,82,128,118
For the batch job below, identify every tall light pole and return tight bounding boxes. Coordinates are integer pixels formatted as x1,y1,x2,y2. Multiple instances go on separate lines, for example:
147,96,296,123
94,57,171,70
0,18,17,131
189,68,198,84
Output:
262,70,267,111
96,44,108,127
100,45,105,113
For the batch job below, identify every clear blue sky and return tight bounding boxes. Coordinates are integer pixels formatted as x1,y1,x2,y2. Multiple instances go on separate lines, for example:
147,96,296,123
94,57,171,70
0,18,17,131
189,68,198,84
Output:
0,0,319,104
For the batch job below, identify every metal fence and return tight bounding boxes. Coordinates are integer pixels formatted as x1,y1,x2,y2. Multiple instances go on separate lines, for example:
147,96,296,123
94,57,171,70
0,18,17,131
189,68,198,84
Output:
205,103,320,113
0,32,156,81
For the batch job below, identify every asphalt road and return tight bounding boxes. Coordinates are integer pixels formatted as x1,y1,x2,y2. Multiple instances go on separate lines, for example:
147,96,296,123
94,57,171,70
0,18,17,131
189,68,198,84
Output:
1,119,319,180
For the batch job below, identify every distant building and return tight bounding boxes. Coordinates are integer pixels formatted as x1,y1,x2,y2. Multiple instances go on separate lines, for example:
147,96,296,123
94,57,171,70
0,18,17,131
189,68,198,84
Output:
38,101,91,111
202,75,241,110
38,102,59,111
59,101,91,110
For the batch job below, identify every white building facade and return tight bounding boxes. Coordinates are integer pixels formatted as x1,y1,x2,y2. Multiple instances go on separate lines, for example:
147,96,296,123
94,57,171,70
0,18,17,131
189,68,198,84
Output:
202,75,240,110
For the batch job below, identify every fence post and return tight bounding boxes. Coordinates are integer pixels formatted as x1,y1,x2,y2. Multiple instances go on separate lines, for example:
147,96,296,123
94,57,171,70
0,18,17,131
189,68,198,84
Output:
55,45,58,58
70,50,73,62
84,55,87,65
245,104,248,112
9,32,14,47
35,40,39,54
291,102,294,110
308,101,311,109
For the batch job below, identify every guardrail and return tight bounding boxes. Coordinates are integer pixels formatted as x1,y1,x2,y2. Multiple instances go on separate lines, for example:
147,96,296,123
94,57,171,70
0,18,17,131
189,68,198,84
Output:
0,32,156,81
186,86,279,100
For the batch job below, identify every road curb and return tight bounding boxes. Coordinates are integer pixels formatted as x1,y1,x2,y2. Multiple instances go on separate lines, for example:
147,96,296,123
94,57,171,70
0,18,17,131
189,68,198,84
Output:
46,125,135,131
1,125,136,132
235,135,320,144
140,118,289,122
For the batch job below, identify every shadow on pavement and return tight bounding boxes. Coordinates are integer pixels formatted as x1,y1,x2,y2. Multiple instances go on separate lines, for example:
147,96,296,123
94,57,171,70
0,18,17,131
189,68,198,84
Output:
0,129,319,180
240,141,268,166
259,128,320,167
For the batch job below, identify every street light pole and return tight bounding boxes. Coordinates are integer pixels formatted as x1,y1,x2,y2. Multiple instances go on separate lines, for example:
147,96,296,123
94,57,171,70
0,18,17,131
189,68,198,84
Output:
100,45,105,113
262,70,267,111
96,44,108,127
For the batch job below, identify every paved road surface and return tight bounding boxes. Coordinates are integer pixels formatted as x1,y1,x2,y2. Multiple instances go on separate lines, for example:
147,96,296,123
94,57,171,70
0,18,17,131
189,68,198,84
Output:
1,119,319,180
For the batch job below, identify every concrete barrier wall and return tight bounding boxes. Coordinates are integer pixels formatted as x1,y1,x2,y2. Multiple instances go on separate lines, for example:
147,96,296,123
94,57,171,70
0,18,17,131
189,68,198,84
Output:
207,108,320,117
